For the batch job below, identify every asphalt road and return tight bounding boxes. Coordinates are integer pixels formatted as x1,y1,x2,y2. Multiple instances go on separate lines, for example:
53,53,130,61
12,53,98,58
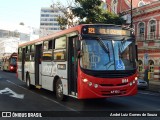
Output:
0,70,160,120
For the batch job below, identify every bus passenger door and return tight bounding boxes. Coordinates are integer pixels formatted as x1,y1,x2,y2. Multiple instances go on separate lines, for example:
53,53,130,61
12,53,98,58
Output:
68,36,79,96
35,44,42,86
22,48,25,81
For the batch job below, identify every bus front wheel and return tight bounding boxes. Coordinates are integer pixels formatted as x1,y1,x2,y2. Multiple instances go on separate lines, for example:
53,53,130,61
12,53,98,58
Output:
56,79,65,101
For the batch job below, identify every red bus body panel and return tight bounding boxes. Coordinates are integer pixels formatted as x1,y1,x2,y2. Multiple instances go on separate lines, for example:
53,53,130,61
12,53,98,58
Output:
77,63,137,99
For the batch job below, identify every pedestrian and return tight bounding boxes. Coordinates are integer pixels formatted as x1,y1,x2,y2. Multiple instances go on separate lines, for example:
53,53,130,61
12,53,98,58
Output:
144,67,149,89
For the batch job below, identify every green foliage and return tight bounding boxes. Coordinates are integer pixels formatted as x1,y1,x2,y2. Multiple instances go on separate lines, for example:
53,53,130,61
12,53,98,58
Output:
57,16,67,30
52,0,76,30
72,0,125,25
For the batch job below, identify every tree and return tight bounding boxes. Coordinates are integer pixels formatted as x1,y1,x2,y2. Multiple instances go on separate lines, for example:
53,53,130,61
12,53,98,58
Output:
52,0,125,29
72,0,125,25
51,0,78,30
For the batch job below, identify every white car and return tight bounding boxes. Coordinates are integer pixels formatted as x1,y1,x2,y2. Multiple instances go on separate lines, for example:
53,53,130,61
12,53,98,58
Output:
137,79,148,89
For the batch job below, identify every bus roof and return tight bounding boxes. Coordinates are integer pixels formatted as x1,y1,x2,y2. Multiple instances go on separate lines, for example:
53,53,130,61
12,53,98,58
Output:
2,52,17,59
18,24,83,47
18,24,129,47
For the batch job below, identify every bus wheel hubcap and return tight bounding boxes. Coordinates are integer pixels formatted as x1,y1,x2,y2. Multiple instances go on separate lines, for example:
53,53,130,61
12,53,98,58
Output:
57,84,63,97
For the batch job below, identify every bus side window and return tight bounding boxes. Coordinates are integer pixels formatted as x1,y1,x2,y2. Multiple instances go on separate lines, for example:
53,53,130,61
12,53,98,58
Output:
18,48,22,62
55,36,66,49
25,46,30,61
42,40,53,61
48,40,53,50
43,41,48,50
30,45,35,61
53,36,66,61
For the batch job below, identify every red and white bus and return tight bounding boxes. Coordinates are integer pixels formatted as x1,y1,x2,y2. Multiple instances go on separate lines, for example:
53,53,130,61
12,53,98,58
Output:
2,52,17,72
17,24,138,100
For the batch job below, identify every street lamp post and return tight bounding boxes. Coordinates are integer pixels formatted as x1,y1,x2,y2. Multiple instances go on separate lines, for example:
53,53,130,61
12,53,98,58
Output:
131,0,133,28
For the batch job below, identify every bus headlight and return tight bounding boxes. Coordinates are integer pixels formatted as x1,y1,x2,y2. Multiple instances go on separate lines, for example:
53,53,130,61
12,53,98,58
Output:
88,82,92,86
94,84,98,88
135,77,138,81
133,80,135,84
82,78,88,83
130,82,133,86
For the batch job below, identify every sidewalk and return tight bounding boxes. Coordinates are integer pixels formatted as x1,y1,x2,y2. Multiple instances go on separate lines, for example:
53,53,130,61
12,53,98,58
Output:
146,80,160,93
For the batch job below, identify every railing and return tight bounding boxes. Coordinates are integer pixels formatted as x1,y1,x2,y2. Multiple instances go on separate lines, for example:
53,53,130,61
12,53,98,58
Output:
136,33,160,41
136,33,145,41
148,32,156,40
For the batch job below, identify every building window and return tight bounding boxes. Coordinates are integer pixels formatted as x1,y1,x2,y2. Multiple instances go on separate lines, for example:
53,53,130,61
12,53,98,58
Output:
138,22,145,40
149,20,156,39
101,1,107,10
138,60,143,72
149,60,154,73
111,0,118,14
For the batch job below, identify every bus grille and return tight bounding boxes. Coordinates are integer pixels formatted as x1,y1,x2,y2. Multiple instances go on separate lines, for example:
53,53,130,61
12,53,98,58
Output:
93,72,134,78
81,69,136,78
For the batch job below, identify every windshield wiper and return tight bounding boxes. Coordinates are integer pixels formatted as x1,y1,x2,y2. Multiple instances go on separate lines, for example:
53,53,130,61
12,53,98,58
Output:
96,37,110,55
118,38,127,54
95,37,112,68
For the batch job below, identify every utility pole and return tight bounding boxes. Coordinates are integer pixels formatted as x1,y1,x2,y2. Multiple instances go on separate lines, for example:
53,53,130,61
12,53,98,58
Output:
131,0,133,28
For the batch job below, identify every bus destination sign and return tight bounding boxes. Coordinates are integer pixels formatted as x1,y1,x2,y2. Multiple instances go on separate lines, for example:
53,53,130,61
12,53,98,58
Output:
82,26,130,36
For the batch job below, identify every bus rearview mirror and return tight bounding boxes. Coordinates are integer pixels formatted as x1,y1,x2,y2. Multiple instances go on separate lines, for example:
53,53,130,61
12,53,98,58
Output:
77,51,83,58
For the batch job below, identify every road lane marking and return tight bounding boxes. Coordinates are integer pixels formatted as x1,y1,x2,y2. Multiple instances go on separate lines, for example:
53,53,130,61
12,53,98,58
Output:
138,91,160,96
0,87,24,99
6,80,77,112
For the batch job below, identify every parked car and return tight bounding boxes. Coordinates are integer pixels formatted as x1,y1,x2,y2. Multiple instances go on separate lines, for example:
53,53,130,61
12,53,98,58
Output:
137,78,148,89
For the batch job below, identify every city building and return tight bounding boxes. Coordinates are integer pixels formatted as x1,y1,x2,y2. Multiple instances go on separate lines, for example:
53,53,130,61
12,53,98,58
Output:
103,0,160,81
0,22,39,60
104,0,160,81
104,0,158,24
133,0,160,80
40,7,64,37
105,0,158,14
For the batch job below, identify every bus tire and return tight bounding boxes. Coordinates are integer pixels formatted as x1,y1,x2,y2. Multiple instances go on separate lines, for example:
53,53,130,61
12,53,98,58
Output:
56,79,65,101
26,74,34,89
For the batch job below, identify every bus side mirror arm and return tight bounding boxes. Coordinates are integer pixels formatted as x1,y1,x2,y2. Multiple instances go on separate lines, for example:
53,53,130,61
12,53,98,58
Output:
77,51,83,58
76,40,80,51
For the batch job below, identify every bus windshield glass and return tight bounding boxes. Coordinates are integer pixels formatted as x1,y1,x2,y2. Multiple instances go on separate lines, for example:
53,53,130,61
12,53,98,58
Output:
80,38,136,71
10,57,17,65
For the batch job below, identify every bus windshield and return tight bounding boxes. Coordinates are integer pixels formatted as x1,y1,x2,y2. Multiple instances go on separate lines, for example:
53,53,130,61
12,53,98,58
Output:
80,38,136,71
10,57,17,65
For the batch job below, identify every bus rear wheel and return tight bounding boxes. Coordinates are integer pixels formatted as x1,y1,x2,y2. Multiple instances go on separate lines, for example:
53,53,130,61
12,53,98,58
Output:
56,79,65,101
